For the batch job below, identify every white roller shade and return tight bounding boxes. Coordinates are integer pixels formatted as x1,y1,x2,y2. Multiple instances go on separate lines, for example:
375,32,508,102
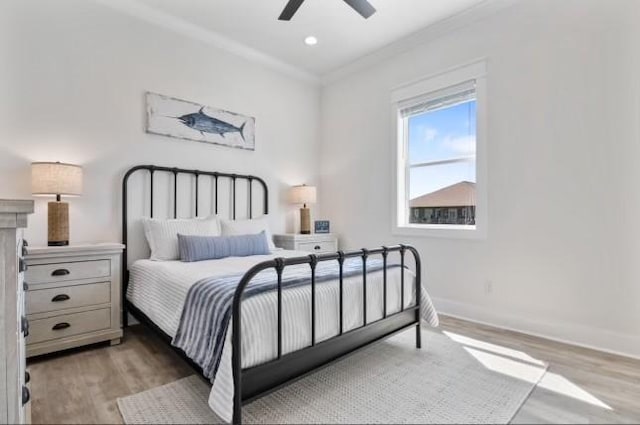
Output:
399,80,476,118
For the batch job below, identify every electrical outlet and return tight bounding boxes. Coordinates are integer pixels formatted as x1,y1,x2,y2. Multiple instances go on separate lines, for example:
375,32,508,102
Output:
484,280,493,294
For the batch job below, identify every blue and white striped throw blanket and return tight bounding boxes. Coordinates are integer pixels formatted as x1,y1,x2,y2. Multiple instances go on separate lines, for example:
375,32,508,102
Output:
173,258,393,381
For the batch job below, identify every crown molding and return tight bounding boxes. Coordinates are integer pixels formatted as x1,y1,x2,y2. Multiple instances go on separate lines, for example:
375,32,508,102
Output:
320,0,521,85
93,0,320,85
93,0,520,88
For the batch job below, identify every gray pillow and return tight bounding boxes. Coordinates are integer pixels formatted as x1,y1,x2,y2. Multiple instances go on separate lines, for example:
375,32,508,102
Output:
178,231,271,262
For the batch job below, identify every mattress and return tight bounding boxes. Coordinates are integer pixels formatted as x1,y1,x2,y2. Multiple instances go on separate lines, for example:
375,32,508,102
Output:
126,250,439,422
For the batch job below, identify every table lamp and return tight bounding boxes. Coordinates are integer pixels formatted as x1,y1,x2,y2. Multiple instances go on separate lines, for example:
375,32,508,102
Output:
31,162,83,246
288,184,317,234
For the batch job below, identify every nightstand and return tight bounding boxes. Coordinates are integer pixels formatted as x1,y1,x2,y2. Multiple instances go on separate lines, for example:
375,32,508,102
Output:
23,243,125,357
273,234,338,254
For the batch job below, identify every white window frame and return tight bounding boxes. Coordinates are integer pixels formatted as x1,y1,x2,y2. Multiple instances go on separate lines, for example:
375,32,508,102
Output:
391,60,488,239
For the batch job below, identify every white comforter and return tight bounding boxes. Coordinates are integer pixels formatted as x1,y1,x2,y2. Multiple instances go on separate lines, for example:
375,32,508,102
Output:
127,250,438,422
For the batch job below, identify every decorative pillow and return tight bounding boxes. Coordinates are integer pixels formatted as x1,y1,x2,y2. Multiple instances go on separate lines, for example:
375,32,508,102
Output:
178,231,270,262
142,216,221,261
220,216,276,251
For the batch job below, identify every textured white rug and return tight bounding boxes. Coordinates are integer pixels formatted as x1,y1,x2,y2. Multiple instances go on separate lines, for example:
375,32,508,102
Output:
117,329,547,424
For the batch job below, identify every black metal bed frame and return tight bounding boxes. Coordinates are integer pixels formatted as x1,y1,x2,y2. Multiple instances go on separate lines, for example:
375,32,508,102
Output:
122,165,422,424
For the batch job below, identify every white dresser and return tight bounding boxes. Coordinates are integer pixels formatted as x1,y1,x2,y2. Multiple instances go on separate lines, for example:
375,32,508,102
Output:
0,199,34,425
273,233,338,254
24,244,124,357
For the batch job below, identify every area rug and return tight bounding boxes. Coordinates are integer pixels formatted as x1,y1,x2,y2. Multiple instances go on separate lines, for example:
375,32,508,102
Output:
117,328,547,424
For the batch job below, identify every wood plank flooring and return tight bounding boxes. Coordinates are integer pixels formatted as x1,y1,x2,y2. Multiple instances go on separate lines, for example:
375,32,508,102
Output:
27,316,640,424
441,317,640,424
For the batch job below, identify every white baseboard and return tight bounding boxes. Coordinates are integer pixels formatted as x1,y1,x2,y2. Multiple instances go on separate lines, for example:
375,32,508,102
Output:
433,297,640,361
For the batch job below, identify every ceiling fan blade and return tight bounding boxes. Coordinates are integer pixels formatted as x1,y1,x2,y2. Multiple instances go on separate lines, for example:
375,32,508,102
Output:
278,0,305,21
343,0,376,18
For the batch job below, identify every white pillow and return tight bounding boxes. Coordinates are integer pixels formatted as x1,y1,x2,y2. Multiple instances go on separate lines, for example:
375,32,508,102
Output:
142,216,221,261
220,217,276,251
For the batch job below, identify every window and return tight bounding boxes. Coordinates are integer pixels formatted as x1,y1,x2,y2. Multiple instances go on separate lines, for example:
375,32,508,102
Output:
404,83,476,226
392,61,487,238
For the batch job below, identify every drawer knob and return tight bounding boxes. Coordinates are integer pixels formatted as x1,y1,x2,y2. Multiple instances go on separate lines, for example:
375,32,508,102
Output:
22,386,30,406
25,371,30,384
314,245,321,250
51,268,70,276
19,258,27,273
21,316,29,337
23,282,29,291
51,294,70,302
52,322,70,331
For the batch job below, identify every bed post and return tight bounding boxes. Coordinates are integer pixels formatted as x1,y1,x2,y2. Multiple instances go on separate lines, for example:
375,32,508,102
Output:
231,271,246,425
121,167,130,328
232,294,243,425
406,245,422,349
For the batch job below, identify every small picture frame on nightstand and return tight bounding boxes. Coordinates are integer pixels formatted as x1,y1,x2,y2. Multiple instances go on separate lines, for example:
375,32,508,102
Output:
314,220,330,234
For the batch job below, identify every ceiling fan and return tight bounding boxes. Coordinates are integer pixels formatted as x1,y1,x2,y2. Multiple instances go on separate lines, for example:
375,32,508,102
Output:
278,0,376,21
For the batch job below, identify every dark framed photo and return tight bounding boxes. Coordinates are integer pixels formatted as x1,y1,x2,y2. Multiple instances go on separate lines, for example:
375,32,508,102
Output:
314,220,330,234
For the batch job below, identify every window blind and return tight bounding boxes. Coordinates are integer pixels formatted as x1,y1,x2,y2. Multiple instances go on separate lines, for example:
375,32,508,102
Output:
399,80,476,118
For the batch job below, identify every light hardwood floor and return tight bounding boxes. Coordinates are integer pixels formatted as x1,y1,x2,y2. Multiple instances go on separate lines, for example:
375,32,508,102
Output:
28,316,640,424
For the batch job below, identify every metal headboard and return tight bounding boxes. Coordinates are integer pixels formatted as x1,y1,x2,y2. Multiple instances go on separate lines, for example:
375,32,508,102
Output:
121,164,269,326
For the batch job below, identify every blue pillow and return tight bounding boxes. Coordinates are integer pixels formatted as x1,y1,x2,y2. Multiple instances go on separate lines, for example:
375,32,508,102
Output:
178,231,271,262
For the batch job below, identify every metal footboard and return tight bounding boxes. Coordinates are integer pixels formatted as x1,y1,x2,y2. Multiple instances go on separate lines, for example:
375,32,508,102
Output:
231,245,422,424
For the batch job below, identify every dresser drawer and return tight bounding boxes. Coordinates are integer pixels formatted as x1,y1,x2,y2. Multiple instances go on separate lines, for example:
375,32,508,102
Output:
27,282,111,315
25,260,110,284
297,241,337,253
27,308,111,344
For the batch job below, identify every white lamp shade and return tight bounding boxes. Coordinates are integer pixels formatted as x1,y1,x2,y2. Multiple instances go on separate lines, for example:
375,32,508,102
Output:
288,184,317,205
31,162,83,196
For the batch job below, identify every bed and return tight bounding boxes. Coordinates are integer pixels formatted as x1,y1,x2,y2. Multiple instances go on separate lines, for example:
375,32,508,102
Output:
122,165,439,424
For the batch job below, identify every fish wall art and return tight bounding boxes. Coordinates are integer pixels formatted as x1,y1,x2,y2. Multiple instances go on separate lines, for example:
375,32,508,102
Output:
146,92,256,150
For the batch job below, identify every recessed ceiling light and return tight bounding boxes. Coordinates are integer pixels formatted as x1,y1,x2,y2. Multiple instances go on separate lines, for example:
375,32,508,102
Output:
304,36,318,46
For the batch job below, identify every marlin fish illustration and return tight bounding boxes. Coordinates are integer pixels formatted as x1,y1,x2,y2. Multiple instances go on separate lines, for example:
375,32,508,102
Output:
176,107,247,141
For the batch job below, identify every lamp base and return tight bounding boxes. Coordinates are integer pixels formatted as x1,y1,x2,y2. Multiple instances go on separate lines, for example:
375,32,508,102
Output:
300,207,311,235
48,201,69,246
48,241,69,247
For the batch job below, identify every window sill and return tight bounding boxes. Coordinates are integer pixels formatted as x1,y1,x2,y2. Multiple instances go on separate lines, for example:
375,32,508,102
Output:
392,224,486,240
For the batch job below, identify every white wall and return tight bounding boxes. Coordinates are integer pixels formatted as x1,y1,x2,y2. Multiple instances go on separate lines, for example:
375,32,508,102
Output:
0,0,320,246
320,0,640,357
